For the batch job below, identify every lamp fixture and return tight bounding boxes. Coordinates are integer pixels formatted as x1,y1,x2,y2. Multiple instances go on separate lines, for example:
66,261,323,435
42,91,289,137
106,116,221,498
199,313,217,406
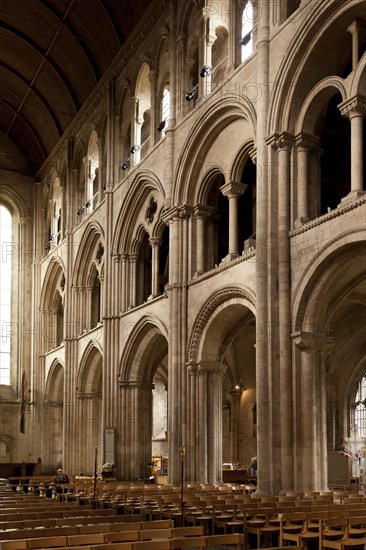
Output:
158,120,166,132
85,200,91,208
185,89,197,102
240,31,252,46
44,242,51,251
200,65,212,78
130,145,140,154
77,207,84,216
121,161,129,171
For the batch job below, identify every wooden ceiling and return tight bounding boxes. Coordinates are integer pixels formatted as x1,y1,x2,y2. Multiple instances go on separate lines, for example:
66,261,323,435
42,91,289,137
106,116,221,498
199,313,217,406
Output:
0,0,151,176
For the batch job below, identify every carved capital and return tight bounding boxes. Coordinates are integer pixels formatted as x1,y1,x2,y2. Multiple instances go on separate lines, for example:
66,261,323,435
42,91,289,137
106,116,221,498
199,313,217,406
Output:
339,95,366,119
220,181,248,199
295,133,319,152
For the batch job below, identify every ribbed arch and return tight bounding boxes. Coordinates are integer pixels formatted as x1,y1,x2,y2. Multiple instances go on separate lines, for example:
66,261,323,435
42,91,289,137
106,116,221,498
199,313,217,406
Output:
119,316,168,382
77,343,103,395
174,95,256,205
295,77,347,135
351,50,366,96
151,26,170,71
268,0,363,135
293,236,366,332
40,257,65,310
72,223,105,286
197,167,225,205
187,286,256,364
44,360,64,403
112,171,165,254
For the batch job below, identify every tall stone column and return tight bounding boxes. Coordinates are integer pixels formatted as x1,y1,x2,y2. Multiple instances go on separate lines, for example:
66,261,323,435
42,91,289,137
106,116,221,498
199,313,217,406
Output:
339,95,366,200
197,362,225,483
129,254,138,308
149,70,159,147
347,20,363,71
230,386,241,464
175,33,187,121
97,138,104,199
149,237,162,297
276,133,294,493
193,205,213,276
186,362,198,481
255,0,270,495
228,0,241,70
219,181,247,260
130,96,140,166
295,134,318,225
293,332,318,491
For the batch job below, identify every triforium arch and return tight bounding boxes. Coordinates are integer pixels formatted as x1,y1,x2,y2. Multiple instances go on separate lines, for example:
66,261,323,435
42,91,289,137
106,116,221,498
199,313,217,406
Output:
73,343,103,476
292,236,366,493
72,223,105,334
43,360,65,472
113,171,167,310
118,316,168,481
186,286,256,483
40,258,66,353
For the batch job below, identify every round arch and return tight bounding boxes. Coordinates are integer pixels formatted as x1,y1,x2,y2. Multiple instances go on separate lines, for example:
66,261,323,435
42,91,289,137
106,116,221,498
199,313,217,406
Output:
174,95,256,205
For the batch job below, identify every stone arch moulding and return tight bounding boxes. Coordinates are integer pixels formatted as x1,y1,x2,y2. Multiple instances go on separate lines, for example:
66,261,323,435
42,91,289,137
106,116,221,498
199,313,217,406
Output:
72,222,105,286
112,170,165,254
119,315,168,382
76,342,103,395
187,285,256,365
0,184,30,219
44,359,65,403
350,49,366,97
268,0,362,134
151,25,170,70
295,76,348,135
292,233,366,333
39,257,66,309
173,94,257,205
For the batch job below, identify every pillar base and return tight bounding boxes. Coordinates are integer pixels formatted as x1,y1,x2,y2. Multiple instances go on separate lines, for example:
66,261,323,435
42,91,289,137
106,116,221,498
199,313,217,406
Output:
340,189,366,204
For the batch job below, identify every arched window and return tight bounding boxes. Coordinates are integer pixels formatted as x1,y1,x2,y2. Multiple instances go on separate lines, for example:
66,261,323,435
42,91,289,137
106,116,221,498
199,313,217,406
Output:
241,1,253,62
0,205,12,384
87,130,99,211
354,375,366,439
160,87,170,134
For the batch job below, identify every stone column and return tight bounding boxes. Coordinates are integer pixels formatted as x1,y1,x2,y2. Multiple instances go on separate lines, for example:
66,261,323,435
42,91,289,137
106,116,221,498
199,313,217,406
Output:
97,138,104,198
198,362,225,483
129,254,138,308
175,33,187,121
293,332,318,492
193,205,213,276
200,9,215,98
187,362,198,481
149,70,159,147
228,0,241,70
230,386,242,464
347,20,363,71
149,237,162,297
130,96,140,166
339,95,366,200
219,181,247,260
295,134,318,225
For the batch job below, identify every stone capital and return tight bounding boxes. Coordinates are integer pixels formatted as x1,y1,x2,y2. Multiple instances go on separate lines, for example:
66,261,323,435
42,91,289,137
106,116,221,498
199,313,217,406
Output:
339,95,366,119
347,19,364,35
295,133,319,152
149,237,162,247
198,361,227,375
193,204,215,219
220,181,248,199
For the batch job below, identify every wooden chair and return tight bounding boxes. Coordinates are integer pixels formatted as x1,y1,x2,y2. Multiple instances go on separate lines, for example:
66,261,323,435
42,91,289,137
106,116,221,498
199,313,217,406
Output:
66,533,105,546
132,541,172,550
321,517,366,550
280,512,308,546
27,536,68,549
348,516,366,538
1,541,28,550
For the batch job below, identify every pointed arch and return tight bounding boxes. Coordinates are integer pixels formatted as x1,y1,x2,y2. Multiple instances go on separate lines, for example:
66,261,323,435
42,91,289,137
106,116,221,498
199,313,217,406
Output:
77,343,103,394
119,316,168,382
72,222,105,286
44,360,65,403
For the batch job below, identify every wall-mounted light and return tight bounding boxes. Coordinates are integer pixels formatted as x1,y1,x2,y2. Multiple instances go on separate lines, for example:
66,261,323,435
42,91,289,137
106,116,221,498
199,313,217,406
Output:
44,242,51,251
130,145,140,154
158,120,166,132
121,161,129,171
239,31,252,47
185,89,197,102
77,207,84,216
200,65,212,78
85,200,91,208
235,384,241,391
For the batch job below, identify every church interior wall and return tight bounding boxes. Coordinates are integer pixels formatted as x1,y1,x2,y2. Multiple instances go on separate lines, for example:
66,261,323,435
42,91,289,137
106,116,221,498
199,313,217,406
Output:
1,0,365,492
